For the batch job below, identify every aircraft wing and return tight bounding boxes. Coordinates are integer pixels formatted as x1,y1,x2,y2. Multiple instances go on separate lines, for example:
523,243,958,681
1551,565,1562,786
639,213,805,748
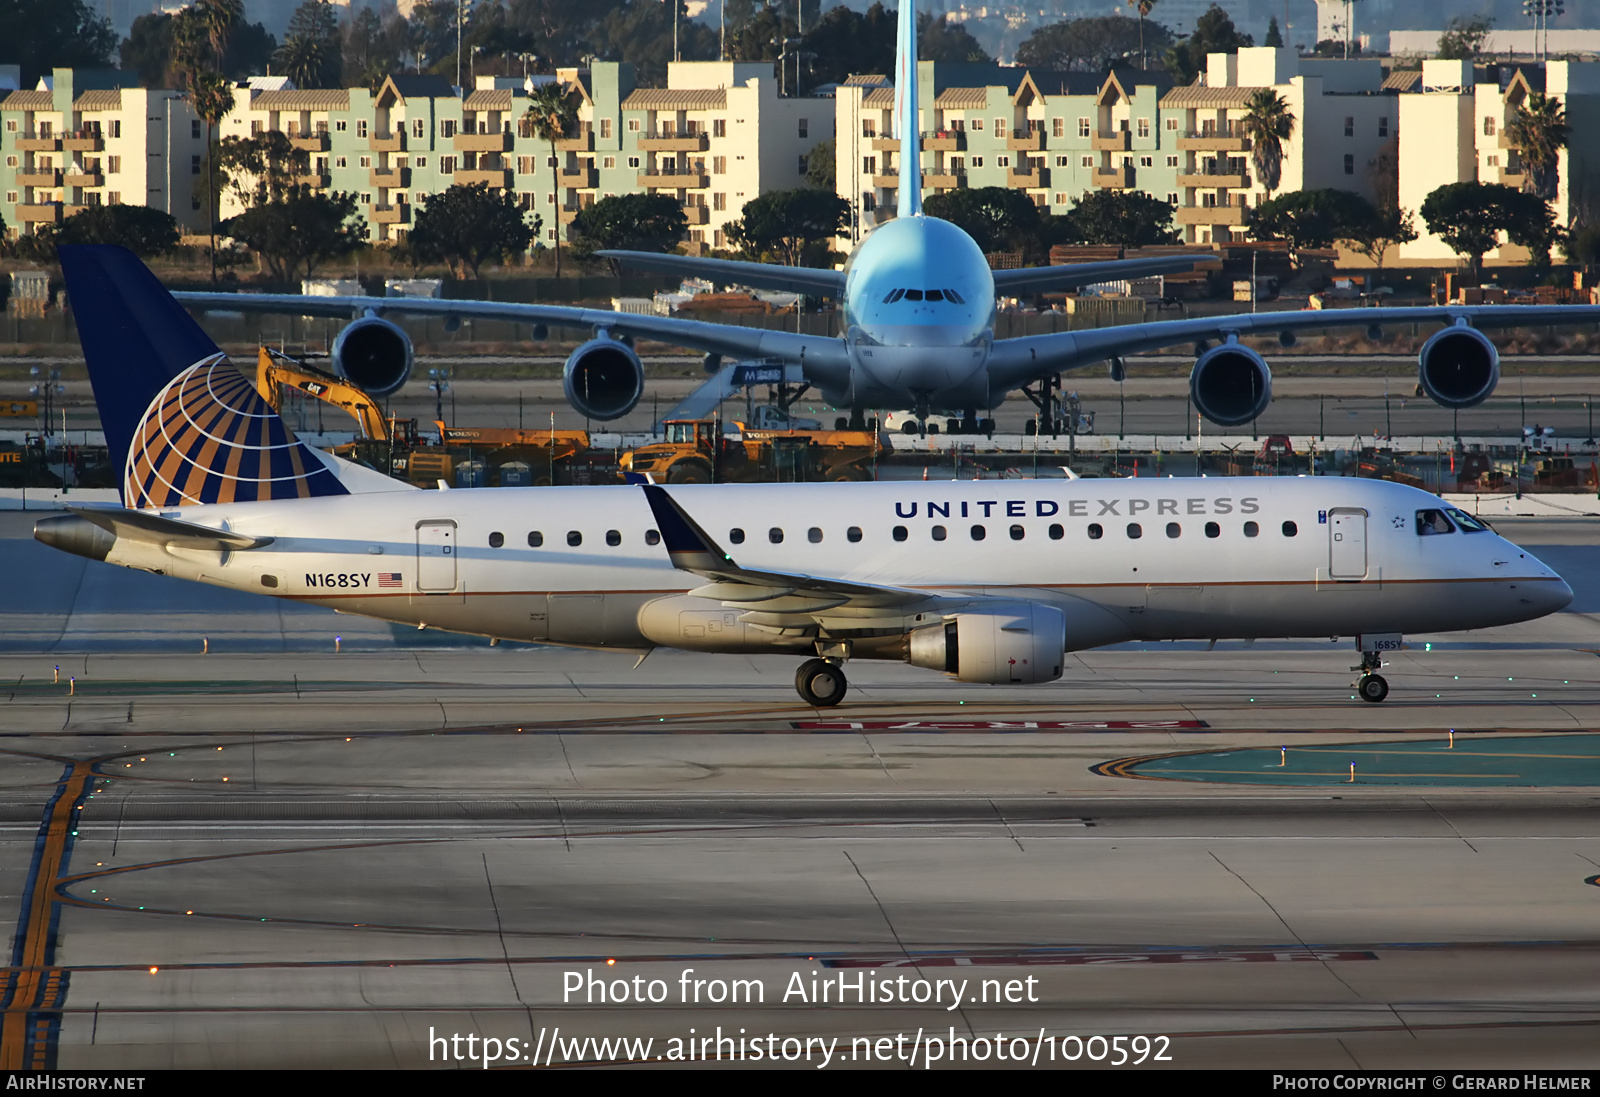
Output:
990,254,1216,295
642,484,926,612
171,290,854,381
985,304,1600,390
596,250,845,297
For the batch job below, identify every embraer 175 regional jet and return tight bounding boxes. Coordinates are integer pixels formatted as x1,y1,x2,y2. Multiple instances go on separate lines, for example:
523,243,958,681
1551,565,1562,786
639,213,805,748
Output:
36,246,1576,706
167,0,1599,433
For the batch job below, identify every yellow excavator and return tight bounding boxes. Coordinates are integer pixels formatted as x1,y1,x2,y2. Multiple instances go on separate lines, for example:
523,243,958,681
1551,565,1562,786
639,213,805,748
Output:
252,347,396,442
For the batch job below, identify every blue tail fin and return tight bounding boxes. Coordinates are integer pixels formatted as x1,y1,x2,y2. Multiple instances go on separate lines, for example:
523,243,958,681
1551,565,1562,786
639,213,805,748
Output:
894,0,921,218
60,245,349,509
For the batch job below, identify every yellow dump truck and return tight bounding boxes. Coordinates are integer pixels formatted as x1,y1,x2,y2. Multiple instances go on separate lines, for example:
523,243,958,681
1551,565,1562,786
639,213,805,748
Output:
621,419,888,484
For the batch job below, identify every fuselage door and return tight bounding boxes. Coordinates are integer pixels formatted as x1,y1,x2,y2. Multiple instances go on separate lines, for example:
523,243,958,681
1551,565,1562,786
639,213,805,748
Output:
416,520,458,592
1328,508,1368,580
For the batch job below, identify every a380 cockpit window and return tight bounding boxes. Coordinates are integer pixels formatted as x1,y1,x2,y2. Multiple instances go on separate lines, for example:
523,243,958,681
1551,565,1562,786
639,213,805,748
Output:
1445,507,1491,533
1415,509,1456,536
882,288,966,304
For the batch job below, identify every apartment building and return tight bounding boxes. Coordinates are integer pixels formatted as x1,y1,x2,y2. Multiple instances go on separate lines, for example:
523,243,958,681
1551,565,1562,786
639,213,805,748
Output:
834,49,1407,247
0,67,205,237
215,61,819,253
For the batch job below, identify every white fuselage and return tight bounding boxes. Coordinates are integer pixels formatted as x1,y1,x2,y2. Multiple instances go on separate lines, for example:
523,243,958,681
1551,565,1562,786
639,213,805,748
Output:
96,478,1571,660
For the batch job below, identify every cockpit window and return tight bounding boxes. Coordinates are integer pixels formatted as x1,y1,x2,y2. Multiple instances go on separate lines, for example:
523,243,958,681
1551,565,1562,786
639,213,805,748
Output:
944,288,965,304
1445,507,1491,533
1415,509,1455,536
882,289,904,304
924,289,943,301
904,289,924,301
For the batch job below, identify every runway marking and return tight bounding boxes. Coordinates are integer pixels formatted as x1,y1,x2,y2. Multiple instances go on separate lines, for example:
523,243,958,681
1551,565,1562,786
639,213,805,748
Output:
791,720,1208,731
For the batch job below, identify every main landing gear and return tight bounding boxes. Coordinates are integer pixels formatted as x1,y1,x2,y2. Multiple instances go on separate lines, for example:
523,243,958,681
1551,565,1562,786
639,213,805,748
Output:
1351,646,1390,704
795,658,848,707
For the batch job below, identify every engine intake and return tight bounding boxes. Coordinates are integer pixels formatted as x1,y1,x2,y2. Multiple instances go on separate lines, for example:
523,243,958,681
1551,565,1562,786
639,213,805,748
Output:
1190,343,1272,427
564,338,645,421
1418,325,1499,409
332,316,413,396
907,603,1066,685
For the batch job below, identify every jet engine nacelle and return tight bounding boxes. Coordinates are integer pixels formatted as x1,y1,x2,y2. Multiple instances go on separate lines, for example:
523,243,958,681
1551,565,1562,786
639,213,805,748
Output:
564,337,645,421
1417,325,1499,409
1190,343,1272,427
907,603,1066,684
331,316,413,397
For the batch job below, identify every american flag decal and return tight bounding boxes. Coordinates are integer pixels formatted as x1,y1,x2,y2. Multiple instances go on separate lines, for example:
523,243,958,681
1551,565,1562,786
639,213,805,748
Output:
378,573,402,588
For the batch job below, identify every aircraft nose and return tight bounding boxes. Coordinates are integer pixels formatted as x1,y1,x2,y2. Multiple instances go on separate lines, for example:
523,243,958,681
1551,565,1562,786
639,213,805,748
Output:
1538,575,1575,614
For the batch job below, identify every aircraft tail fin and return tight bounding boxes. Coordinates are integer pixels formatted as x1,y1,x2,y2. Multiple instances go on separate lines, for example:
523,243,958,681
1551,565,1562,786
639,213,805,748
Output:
59,245,350,509
894,0,921,218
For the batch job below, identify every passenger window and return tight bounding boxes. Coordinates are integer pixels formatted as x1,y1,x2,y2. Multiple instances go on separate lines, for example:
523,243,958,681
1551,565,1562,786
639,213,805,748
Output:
488,531,504,548
1009,524,1024,540
1415,509,1454,536
606,530,621,546
847,526,863,542
646,530,661,545
1205,522,1220,538
1126,523,1142,539
567,531,582,547
528,531,543,547
1048,523,1063,540
808,527,823,543
1281,520,1298,537
931,525,947,541
1165,522,1180,539
893,525,908,542
1244,522,1259,537
729,528,745,544
769,528,784,544
970,524,986,540
1088,523,1103,540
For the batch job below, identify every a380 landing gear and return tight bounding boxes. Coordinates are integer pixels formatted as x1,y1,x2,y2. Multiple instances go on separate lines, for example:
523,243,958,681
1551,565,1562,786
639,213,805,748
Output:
795,658,848,706
1352,647,1390,704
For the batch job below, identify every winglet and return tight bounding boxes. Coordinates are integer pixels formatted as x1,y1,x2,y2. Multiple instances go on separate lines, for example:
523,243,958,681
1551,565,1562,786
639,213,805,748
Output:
641,484,736,573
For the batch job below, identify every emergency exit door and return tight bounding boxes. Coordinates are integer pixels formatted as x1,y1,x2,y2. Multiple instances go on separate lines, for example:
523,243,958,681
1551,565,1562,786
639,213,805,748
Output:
415,520,458,592
1328,508,1368,580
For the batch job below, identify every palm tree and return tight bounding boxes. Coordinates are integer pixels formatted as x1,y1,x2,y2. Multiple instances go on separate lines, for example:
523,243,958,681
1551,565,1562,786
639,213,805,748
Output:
1127,0,1157,69
191,72,234,284
196,0,243,70
1504,91,1569,200
522,82,580,278
1239,88,1296,199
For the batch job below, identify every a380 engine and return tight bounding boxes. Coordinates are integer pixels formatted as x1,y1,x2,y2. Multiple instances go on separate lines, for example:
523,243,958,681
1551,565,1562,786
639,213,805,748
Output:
1189,343,1273,427
564,337,645,421
906,603,1066,685
1417,324,1499,409
331,316,413,397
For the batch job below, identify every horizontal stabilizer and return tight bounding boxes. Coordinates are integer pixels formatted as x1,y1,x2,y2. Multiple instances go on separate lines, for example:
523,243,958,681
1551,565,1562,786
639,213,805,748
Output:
34,507,273,562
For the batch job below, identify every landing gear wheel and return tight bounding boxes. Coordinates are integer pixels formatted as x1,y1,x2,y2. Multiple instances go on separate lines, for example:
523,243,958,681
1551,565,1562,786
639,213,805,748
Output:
795,658,847,707
1357,674,1389,703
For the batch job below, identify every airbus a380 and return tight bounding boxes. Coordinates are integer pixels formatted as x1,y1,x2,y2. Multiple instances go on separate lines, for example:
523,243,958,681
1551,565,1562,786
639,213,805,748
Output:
37,245,1574,705
166,0,1600,433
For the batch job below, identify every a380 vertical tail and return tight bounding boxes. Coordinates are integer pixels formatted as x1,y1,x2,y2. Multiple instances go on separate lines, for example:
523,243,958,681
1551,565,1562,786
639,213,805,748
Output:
894,0,921,218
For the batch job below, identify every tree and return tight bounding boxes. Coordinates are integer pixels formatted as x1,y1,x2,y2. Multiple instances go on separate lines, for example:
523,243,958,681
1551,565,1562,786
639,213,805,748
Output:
1164,4,1251,85
1017,16,1167,73
1238,87,1295,198
919,14,989,63
216,132,308,209
725,188,849,267
1263,16,1282,48
568,193,687,268
1561,222,1600,273
924,187,1042,255
0,0,116,86
1437,15,1492,61
196,0,243,66
800,3,895,88
589,1,715,85
191,73,235,283
409,182,537,278
1249,188,1374,255
804,139,835,191
1420,181,1554,276
54,205,181,256
1504,91,1569,201
521,82,581,278
1127,0,1157,69
221,188,365,283
1062,190,1178,248
120,10,275,87
1344,205,1418,269
275,0,342,89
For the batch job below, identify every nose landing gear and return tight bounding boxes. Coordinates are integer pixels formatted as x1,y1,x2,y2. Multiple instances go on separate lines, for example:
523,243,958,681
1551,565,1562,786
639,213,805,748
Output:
795,658,848,706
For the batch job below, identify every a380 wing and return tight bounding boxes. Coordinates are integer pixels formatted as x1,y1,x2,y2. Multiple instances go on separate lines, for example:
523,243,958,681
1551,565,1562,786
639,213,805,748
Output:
985,304,1600,390
171,290,853,377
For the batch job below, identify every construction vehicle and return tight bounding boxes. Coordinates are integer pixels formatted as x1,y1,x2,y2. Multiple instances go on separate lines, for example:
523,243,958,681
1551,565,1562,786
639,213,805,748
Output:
254,347,398,442
620,419,888,484
1533,456,1599,491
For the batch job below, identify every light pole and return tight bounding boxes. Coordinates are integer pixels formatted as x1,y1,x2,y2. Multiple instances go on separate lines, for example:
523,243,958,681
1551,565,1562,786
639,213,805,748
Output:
429,368,451,425
29,366,63,438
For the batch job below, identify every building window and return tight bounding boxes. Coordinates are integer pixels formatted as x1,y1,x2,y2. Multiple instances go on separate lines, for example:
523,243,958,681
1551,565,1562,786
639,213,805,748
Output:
1483,117,1496,136
440,156,456,173
108,191,120,204
798,118,808,138
1166,155,1178,167
996,154,1009,167
971,118,983,130
861,191,874,210
191,155,201,174
413,119,425,138
1078,117,1090,137
3,121,13,132
517,156,532,173
415,156,427,167
603,155,615,169
798,155,807,174
712,156,726,173
1344,154,1354,175
191,120,201,138
1081,155,1093,167
3,156,13,167
627,119,641,132
1138,118,1150,138
335,156,347,168
335,120,347,132
1054,154,1068,167
970,156,982,167
441,120,456,137
1052,118,1064,137
1343,116,1354,137
1166,192,1178,204
359,155,371,168
1140,156,1152,167
1053,192,1067,205
1378,116,1390,137
357,120,368,137
598,118,611,139
627,155,640,168
1165,117,1178,130
360,192,371,204
4,192,14,204
713,191,726,211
